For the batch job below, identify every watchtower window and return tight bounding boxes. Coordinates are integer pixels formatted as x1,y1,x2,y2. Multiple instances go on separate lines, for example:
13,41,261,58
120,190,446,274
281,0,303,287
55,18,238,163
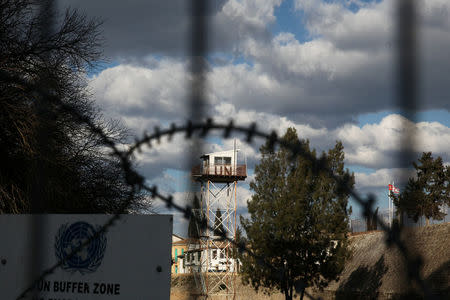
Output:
214,157,231,165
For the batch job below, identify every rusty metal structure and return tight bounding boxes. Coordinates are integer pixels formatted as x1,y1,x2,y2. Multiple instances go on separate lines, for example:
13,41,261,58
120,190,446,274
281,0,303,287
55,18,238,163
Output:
190,143,246,299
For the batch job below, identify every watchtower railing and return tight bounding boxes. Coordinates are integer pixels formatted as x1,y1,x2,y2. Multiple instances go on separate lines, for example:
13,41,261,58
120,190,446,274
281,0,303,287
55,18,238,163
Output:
191,164,247,177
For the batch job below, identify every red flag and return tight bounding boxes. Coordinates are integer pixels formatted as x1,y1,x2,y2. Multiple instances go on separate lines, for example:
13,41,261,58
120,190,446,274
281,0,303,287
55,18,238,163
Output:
388,184,400,194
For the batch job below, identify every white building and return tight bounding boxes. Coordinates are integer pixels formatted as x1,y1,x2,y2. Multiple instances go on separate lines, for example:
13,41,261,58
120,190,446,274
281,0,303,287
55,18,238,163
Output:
178,240,240,274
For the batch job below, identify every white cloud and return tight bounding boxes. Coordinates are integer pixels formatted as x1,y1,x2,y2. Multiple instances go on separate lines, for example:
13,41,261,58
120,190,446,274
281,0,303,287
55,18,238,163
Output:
245,172,256,185
89,60,189,130
294,0,394,51
59,0,283,58
335,114,450,168
89,57,450,172
121,100,450,177
221,0,282,28
84,0,450,199
355,168,415,189
236,185,253,208
78,0,450,131
214,110,450,170
238,0,450,123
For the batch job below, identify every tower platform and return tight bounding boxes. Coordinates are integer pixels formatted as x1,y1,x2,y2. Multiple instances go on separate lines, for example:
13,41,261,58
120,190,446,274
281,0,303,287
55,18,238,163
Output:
191,149,247,183
191,165,247,183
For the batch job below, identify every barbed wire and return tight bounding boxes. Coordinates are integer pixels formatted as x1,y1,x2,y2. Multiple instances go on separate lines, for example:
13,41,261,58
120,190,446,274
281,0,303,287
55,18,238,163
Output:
3,64,436,298
2,0,442,298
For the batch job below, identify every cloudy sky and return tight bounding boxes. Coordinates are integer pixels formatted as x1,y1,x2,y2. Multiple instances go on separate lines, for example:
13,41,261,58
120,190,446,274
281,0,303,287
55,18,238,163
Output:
58,0,450,235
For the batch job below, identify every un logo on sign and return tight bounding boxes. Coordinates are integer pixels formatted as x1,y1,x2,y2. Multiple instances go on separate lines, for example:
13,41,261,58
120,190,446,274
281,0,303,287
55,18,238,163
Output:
55,221,107,274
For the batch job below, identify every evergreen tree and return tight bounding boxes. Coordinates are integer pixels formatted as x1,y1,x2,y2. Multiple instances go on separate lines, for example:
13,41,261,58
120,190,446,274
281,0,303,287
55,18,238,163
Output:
394,152,450,225
214,208,226,239
240,128,354,300
232,225,244,272
188,195,203,239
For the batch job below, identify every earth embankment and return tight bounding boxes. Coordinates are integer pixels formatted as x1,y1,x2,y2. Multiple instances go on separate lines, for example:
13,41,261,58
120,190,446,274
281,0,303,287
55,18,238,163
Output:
171,222,450,299
314,222,449,299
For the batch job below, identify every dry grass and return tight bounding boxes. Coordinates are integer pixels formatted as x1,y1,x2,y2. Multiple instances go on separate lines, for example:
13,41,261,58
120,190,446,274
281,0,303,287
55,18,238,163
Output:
314,222,450,299
171,223,450,299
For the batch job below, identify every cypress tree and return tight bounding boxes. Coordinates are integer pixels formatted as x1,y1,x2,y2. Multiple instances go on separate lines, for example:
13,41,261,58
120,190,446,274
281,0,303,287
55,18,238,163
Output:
394,152,450,225
214,208,226,239
188,195,203,239
240,128,354,300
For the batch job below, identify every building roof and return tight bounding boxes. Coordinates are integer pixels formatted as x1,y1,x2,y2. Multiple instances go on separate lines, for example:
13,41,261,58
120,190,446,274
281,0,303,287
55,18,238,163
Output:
173,239,190,246
201,149,236,158
172,233,184,241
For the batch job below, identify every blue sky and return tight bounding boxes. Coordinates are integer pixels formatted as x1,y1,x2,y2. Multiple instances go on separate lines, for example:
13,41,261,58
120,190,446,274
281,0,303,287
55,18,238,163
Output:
67,0,450,235
358,110,450,127
272,0,310,42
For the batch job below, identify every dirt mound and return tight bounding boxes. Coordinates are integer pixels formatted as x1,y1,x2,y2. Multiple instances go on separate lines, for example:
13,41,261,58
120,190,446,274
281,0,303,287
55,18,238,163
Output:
314,222,450,299
171,223,450,299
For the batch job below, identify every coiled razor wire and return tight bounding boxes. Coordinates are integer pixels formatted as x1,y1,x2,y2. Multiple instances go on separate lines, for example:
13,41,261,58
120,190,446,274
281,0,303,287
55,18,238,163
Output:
1,0,441,299
3,66,435,299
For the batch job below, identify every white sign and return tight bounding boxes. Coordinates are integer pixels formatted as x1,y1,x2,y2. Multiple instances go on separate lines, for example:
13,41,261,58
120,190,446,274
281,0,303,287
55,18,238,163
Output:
0,214,172,300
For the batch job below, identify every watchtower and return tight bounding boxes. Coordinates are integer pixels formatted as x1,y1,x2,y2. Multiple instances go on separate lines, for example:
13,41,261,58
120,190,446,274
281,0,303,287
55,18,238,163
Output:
190,144,246,299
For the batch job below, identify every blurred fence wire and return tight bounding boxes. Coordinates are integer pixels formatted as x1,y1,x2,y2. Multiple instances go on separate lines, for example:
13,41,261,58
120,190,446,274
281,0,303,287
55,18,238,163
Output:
0,0,445,299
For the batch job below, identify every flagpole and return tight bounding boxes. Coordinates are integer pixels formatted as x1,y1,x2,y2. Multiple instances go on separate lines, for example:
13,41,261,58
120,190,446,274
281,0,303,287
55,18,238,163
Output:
391,181,394,227
388,183,390,227
389,182,391,227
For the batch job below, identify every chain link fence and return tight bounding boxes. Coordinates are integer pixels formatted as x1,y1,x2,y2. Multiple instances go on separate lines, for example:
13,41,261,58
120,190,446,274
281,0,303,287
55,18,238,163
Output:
1,0,448,299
